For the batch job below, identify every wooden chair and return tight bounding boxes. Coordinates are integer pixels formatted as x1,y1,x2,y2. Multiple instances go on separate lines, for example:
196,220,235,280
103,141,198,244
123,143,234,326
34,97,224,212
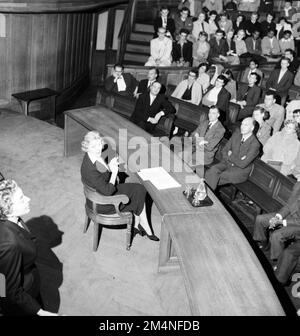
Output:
83,183,133,252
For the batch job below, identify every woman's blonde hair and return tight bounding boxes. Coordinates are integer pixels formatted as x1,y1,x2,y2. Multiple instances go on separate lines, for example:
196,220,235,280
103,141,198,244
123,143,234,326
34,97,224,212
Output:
81,131,101,153
0,179,18,219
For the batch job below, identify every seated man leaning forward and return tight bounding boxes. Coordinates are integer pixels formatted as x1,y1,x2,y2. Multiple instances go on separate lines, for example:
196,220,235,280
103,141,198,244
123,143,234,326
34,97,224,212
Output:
171,68,202,105
145,27,172,67
130,81,175,134
253,180,300,266
205,117,261,190
178,106,225,174
104,63,138,96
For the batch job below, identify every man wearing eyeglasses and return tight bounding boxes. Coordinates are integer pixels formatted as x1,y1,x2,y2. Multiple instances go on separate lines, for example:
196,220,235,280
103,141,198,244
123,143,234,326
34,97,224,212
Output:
171,68,202,105
145,27,172,67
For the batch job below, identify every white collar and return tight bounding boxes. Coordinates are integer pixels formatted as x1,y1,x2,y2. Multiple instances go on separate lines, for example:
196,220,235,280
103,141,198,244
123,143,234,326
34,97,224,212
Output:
241,133,252,142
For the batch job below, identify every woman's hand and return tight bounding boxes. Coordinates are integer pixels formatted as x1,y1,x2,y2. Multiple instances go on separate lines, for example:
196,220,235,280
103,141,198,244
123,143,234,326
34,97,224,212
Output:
108,157,119,174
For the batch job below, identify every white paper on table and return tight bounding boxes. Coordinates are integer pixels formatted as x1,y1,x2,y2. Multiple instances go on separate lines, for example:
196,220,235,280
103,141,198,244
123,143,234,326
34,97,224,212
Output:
137,167,181,190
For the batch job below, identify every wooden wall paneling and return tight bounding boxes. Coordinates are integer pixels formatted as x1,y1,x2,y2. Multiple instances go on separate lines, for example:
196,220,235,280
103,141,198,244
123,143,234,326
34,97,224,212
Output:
77,13,84,78
82,13,90,75
64,13,72,89
34,14,47,89
46,13,58,89
56,13,67,92
70,13,78,84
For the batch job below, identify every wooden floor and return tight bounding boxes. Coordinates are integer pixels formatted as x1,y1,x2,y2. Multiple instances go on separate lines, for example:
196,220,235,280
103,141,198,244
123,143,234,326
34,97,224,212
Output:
0,109,191,316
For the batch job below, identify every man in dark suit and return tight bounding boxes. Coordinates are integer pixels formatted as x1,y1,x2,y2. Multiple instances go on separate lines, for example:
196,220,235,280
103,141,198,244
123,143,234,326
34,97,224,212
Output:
208,30,229,60
134,68,166,98
153,6,175,40
130,81,175,134
236,72,262,120
202,74,231,123
244,12,261,37
172,28,193,66
179,106,225,175
266,57,294,105
205,117,261,190
104,63,138,97
253,181,300,260
275,49,300,76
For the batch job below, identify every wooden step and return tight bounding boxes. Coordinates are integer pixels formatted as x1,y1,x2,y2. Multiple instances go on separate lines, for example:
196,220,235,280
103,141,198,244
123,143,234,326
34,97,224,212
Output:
134,23,154,34
126,43,150,54
130,32,153,43
124,52,148,64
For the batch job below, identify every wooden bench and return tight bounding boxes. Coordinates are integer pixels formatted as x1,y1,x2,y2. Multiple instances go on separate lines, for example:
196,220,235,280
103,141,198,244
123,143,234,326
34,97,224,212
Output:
12,88,59,122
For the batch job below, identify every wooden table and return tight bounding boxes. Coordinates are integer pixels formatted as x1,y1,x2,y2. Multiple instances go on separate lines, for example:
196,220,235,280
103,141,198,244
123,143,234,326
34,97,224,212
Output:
64,106,285,315
12,88,58,121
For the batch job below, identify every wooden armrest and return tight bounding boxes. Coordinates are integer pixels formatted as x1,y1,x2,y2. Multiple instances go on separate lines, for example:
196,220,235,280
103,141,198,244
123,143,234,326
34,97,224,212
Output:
83,184,130,216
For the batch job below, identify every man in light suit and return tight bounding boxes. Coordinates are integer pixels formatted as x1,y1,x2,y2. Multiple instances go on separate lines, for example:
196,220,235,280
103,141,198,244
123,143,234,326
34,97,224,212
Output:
205,117,261,190
266,57,294,105
130,81,175,134
145,27,173,67
179,106,225,174
104,63,138,96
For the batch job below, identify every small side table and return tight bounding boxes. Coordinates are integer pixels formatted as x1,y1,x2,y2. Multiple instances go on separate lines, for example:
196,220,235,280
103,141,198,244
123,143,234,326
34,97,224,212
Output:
12,88,59,123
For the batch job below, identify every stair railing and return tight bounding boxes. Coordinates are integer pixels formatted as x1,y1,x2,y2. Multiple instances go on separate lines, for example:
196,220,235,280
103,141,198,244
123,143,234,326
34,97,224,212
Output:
117,0,137,63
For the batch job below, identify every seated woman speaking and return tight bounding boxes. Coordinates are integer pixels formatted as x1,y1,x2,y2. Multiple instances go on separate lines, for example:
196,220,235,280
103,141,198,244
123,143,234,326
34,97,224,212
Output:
0,179,57,315
80,131,159,241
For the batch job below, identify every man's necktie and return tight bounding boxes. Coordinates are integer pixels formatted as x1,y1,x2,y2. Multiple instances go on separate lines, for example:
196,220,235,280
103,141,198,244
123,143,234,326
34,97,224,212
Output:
201,22,204,32
241,138,245,144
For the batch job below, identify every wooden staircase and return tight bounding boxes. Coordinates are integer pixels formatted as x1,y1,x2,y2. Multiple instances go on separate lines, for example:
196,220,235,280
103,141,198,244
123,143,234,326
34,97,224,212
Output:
120,0,177,66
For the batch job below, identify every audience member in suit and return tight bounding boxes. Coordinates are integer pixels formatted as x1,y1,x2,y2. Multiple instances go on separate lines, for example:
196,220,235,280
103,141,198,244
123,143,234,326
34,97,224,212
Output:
252,106,272,145
245,30,266,63
266,57,294,105
257,90,285,133
174,7,194,38
202,0,223,13
130,81,175,134
218,12,233,35
178,0,203,18
134,68,166,98
145,27,172,67
233,13,246,34
275,49,300,76
80,131,159,241
202,74,231,123
205,117,261,190
208,29,229,60
172,28,193,66
260,13,277,37
211,66,237,100
171,68,203,105
261,29,281,57
240,59,263,86
244,12,261,37
235,72,262,120
0,179,58,316
275,235,300,286
153,6,175,40
178,106,225,174
253,180,300,260
191,12,210,42
105,63,138,97
280,0,297,21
